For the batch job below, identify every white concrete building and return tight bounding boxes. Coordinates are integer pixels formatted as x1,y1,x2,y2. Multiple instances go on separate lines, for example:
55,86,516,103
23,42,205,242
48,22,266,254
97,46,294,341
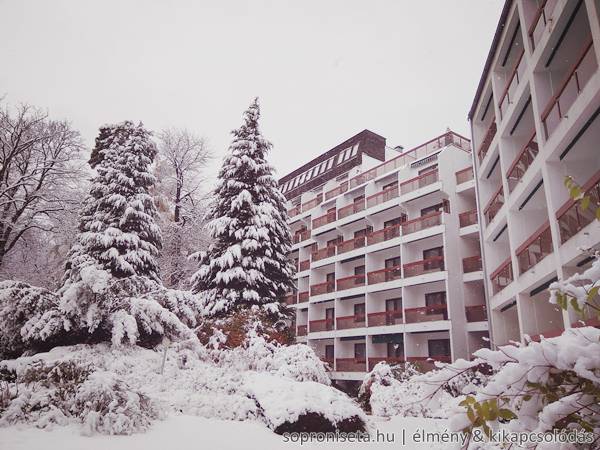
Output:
279,130,489,390
468,0,600,346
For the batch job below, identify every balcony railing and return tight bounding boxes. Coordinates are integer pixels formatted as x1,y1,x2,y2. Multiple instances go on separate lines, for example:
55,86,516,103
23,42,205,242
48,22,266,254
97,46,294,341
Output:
499,49,526,119
459,209,478,228
312,210,337,229
491,258,513,294
297,325,307,336
367,310,403,327
292,229,311,244
404,304,448,323
336,274,366,291
366,185,399,208
483,186,504,225
529,0,558,49
368,356,404,371
311,245,336,262
298,291,309,303
529,328,564,342
462,255,482,273
336,314,366,330
465,304,488,323
338,198,365,219
516,222,553,274
309,318,334,332
455,166,474,184
335,358,366,372
366,223,401,246
403,256,445,278
506,132,539,192
301,194,322,212
400,170,439,195
477,121,497,163
406,356,451,371
337,235,366,255
299,259,310,272
283,292,297,305
324,181,348,201
542,39,597,138
347,131,469,191
310,280,335,296
402,211,442,235
557,170,600,244
288,205,301,217
367,265,402,284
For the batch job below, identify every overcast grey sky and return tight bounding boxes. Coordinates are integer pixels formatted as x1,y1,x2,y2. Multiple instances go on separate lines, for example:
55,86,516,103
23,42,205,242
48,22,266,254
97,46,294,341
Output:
0,0,503,182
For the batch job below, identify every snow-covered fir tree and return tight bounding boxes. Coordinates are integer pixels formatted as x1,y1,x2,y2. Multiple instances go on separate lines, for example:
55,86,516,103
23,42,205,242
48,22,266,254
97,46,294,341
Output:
191,99,294,318
62,121,162,287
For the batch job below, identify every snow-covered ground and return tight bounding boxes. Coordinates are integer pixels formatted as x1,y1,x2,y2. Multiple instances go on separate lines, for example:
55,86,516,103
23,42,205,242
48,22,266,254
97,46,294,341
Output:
0,415,456,450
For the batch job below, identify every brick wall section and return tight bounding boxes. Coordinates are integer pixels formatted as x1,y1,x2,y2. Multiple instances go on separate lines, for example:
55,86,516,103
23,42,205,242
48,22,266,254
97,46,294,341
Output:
279,129,386,200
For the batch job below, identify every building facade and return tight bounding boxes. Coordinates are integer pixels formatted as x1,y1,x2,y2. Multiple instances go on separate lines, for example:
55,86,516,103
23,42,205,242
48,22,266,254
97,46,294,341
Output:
468,0,600,346
279,130,489,388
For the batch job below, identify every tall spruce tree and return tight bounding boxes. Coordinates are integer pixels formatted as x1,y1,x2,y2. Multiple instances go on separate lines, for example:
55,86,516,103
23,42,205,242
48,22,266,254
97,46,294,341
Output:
191,99,294,318
63,121,162,287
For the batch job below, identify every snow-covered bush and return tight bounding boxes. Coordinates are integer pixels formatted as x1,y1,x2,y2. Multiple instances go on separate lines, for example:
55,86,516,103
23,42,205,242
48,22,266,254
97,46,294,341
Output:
0,281,63,359
358,361,454,418
0,354,160,435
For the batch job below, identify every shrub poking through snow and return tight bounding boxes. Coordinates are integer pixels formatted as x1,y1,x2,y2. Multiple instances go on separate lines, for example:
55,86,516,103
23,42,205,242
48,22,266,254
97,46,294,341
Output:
191,99,295,319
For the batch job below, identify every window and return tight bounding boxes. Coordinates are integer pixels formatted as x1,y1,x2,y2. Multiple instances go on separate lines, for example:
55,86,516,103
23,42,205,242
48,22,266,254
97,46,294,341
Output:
423,246,443,259
354,343,366,361
387,342,403,358
325,345,334,360
354,303,365,322
421,200,450,216
385,257,401,268
350,143,359,157
425,291,447,320
354,265,365,276
428,339,450,358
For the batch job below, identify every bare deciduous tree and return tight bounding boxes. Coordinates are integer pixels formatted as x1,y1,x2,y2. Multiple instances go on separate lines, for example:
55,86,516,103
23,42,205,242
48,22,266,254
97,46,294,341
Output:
0,102,85,269
155,128,211,287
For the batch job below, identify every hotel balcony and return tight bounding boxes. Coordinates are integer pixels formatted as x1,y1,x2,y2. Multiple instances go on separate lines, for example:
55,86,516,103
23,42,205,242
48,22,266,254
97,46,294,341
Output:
283,292,297,305
298,291,309,303
336,314,366,330
299,259,310,271
541,39,597,139
309,318,334,333
403,256,445,278
338,198,366,220
337,235,366,255
366,223,401,246
477,121,496,163
462,255,483,273
465,304,488,323
459,209,478,228
455,166,474,185
400,170,439,195
367,310,403,327
366,184,399,209
368,356,404,371
288,204,301,218
401,211,442,236
506,132,539,193
324,181,348,201
301,194,322,212
336,274,366,291
483,185,504,226
292,229,311,244
310,280,335,296
498,49,526,120
491,258,513,295
335,358,366,372
367,265,402,285
405,355,451,372
312,245,336,262
528,0,558,50
312,210,336,229
404,304,448,323
516,222,553,275
557,170,600,244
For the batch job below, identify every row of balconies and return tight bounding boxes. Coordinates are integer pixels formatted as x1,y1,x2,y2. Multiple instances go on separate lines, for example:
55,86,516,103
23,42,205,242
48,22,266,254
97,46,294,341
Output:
301,304,486,334
489,170,600,295
329,355,452,373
